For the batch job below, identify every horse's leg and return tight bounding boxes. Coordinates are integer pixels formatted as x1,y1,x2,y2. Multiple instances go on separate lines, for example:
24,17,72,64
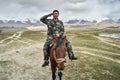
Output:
58,70,62,80
51,63,57,80
52,72,56,80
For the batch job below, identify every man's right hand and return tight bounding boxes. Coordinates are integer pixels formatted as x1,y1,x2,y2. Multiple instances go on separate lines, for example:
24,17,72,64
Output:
55,33,60,37
48,13,53,17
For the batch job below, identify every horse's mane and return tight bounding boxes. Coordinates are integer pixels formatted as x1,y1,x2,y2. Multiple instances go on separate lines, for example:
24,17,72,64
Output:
51,36,66,49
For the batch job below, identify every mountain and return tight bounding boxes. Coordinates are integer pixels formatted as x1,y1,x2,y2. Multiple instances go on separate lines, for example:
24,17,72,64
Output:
16,21,23,24
0,19,42,27
0,18,120,27
92,20,97,23
25,19,32,25
7,20,15,24
66,19,97,24
66,19,79,24
99,19,115,24
80,20,92,24
116,19,120,23
0,20,4,24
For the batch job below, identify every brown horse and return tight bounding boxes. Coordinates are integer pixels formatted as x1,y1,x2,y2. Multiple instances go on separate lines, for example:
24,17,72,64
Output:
49,36,67,80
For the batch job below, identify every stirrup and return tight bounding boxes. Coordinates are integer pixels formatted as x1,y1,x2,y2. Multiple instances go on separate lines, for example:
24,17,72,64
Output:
70,56,77,60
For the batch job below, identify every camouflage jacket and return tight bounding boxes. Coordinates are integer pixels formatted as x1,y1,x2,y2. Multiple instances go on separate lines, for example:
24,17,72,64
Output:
40,15,64,37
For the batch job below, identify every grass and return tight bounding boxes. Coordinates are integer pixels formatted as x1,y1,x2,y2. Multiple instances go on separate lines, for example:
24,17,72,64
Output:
63,27,120,80
67,30,120,54
21,30,46,42
63,53,120,80
0,27,120,80
105,37,120,45
0,32,14,40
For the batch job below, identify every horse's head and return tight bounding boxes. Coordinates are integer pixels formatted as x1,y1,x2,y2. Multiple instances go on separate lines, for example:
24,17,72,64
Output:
52,36,67,70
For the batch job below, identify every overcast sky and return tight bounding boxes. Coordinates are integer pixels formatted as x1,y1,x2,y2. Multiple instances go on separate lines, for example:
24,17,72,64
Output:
0,0,120,22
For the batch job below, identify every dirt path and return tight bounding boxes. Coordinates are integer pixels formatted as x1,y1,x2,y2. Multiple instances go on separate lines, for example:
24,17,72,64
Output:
0,31,23,44
94,36,120,48
0,31,25,47
75,50,120,64
74,46,120,56
74,46,120,64
0,31,38,47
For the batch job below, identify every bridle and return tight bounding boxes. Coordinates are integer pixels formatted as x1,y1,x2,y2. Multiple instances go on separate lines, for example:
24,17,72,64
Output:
53,49,66,63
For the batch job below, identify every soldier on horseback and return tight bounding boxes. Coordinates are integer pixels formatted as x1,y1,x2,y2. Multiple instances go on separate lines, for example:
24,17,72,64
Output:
40,10,77,67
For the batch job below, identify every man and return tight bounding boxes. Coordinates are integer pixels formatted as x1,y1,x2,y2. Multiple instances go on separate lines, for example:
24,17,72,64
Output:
40,10,77,67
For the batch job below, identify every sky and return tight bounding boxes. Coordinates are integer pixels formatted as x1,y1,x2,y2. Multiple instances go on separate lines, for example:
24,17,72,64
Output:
0,0,120,22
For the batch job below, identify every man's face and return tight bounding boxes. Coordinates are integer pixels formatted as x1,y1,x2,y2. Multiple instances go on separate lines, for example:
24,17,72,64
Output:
53,12,59,19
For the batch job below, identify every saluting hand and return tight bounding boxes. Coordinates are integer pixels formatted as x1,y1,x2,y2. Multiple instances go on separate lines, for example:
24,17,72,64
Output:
48,13,53,17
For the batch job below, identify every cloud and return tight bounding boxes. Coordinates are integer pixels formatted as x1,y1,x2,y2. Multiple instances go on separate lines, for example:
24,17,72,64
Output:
0,0,120,22
65,0,87,3
96,0,120,19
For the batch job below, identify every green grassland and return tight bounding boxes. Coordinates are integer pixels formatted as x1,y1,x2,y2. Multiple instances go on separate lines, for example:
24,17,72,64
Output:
0,26,120,80
63,27,120,80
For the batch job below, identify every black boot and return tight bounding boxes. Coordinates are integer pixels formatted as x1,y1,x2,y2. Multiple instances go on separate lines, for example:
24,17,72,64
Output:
42,60,49,67
68,50,77,60
42,48,49,67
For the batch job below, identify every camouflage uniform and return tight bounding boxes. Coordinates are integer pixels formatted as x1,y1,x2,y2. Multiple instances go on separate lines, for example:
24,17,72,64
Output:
40,14,76,65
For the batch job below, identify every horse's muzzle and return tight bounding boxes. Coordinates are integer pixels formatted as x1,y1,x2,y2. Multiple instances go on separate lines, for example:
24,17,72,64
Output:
57,58,65,70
